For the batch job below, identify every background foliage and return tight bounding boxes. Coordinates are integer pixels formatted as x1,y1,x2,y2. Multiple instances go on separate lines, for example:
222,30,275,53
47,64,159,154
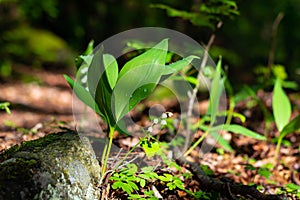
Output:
0,0,299,84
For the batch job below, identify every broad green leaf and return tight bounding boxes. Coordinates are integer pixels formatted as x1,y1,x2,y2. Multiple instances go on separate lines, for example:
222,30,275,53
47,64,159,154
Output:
88,46,104,98
113,39,168,121
162,55,199,75
119,39,168,78
129,83,156,111
95,80,114,125
115,119,131,135
281,114,300,136
210,124,266,140
210,131,233,151
64,75,102,117
103,54,118,89
272,78,291,132
88,47,115,125
207,58,224,125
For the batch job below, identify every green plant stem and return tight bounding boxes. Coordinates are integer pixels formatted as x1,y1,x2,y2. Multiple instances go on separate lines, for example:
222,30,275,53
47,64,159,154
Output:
226,96,235,125
101,142,108,174
275,133,284,160
224,77,235,125
113,140,142,170
184,128,210,157
101,126,115,176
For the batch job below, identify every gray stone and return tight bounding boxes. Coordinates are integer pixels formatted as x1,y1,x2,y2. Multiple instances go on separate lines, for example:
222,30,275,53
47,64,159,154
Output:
0,131,101,200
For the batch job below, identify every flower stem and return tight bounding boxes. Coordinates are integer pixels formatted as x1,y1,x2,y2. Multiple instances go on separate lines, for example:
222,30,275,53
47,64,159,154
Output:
101,126,115,176
184,129,210,157
275,133,283,160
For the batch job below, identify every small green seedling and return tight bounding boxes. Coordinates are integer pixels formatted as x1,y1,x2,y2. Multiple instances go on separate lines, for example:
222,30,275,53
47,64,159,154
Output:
111,161,209,199
284,183,300,198
109,109,210,199
184,59,267,156
272,78,300,159
65,39,198,177
0,102,11,114
4,120,37,135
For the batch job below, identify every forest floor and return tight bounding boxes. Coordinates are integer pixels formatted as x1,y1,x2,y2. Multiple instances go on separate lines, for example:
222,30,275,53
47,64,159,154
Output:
0,66,299,199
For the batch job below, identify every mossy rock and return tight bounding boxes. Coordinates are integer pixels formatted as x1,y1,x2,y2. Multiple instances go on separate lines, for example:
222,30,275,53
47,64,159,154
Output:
0,131,101,200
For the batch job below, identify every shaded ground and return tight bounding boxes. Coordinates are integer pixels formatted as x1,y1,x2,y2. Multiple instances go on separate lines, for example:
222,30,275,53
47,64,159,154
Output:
0,66,299,199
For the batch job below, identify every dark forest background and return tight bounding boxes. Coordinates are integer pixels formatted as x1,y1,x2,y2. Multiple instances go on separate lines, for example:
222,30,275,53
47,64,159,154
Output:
1,0,299,85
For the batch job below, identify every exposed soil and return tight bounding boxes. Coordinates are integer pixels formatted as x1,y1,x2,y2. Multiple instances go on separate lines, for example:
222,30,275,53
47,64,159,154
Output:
0,66,299,199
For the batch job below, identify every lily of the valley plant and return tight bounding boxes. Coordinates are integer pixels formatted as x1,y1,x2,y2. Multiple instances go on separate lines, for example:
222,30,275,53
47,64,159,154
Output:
64,39,198,176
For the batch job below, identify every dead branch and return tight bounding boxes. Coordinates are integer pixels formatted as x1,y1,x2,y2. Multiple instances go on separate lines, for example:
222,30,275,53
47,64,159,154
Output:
173,146,286,200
